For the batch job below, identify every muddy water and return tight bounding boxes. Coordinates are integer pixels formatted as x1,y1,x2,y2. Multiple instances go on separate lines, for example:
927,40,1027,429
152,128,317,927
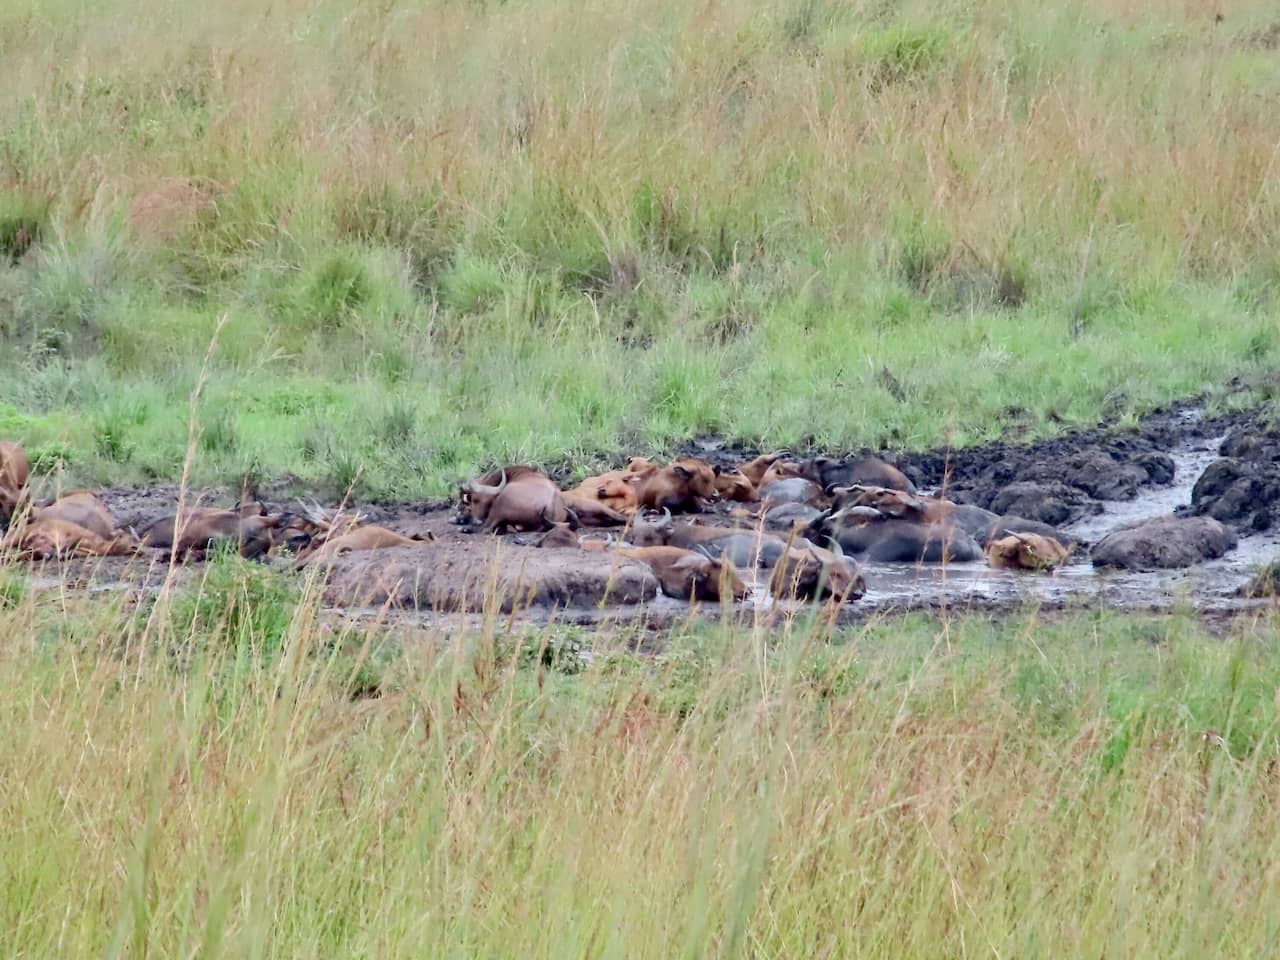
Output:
16,408,1280,627
856,422,1279,616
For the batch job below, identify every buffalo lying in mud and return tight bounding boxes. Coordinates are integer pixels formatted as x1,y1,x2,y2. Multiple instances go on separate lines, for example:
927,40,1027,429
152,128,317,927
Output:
457,466,577,534
985,532,1072,571
809,455,916,494
806,507,984,564
621,509,866,602
3,516,141,560
612,545,750,602
138,505,297,561
633,458,719,513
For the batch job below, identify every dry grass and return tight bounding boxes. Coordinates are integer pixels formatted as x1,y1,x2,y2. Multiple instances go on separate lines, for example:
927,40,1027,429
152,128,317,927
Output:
3,553,1280,956
2,0,1280,492
4,0,1280,287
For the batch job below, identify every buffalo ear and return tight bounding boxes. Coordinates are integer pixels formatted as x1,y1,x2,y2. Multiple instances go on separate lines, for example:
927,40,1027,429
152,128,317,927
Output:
712,465,723,476
673,465,693,480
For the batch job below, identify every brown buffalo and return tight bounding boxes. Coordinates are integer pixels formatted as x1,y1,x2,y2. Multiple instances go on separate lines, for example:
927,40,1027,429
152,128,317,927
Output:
985,533,1071,571
712,464,759,502
458,466,571,534
0,441,29,493
613,545,750,602
739,450,790,486
3,517,141,560
0,441,31,523
296,525,432,568
810,456,916,493
770,539,866,603
759,459,808,487
567,470,642,514
559,493,629,527
137,508,294,560
33,491,119,539
634,459,718,513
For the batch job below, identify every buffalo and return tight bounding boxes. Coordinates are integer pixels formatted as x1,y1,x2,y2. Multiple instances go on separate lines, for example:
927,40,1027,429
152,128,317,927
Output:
567,471,642,515
830,485,1000,544
612,545,750,602
633,459,718,513
985,532,1071,571
810,456,916,493
137,506,295,560
712,464,759,502
295,524,432,569
3,517,142,560
32,491,121,540
457,466,572,534
769,539,867,602
0,441,31,524
760,477,825,508
808,507,983,563
739,450,791,486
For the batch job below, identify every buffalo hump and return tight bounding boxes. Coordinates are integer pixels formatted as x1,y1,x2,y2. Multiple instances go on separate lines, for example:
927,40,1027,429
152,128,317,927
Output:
1091,516,1237,571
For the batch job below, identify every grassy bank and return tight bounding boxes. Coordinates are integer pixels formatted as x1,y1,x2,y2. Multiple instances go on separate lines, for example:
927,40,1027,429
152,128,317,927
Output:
3,557,1280,956
4,0,1280,496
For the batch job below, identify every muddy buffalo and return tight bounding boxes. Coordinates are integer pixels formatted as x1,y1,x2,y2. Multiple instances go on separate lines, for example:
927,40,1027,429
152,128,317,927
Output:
985,533,1071,571
3,517,142,560
613,545,750,602
810,456,916,494
458,466,572,534
633,459,718,513
808,507,983,563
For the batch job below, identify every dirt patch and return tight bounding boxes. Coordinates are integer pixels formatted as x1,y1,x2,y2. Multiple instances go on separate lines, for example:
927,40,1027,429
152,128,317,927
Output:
317,541,659,612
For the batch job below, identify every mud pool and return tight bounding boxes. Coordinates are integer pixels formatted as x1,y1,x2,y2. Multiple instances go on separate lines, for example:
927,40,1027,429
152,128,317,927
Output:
14,403,1280,628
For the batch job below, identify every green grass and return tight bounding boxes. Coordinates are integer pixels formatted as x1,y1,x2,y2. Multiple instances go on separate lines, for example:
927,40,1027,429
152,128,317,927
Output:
4,0,1280,497
4,559,1280,956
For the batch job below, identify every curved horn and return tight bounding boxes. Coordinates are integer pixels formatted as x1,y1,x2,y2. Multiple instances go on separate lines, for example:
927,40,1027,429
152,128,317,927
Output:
659,507,673,529
695,544,717,561
826,536,845,560
831,505,880,523
468,469,508,498
564,505,581,531
297,499,326,525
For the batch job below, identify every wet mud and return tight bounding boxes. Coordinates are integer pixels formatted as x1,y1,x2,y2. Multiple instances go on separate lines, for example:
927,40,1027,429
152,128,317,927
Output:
14,400,1280,628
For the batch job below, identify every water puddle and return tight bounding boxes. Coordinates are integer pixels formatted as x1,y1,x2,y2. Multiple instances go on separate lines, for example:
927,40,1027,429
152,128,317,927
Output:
853,420,1280,615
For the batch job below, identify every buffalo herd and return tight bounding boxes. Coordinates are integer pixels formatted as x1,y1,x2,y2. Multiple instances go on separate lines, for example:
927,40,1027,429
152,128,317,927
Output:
1,440,1078,608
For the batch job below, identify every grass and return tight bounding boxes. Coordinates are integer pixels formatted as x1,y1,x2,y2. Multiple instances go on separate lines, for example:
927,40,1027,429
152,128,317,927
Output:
1,0,1280,494
4,554,1280,956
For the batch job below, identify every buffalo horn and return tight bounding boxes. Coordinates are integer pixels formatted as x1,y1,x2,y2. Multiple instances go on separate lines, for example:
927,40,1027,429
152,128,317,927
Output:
468,469,508,498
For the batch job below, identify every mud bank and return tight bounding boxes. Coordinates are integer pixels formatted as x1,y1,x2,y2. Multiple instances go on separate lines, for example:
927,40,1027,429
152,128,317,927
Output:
16,399,1280,627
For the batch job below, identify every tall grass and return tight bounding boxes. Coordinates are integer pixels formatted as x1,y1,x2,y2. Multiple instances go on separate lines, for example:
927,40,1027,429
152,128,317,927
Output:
3,0,1280,493
4,553,1280,956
